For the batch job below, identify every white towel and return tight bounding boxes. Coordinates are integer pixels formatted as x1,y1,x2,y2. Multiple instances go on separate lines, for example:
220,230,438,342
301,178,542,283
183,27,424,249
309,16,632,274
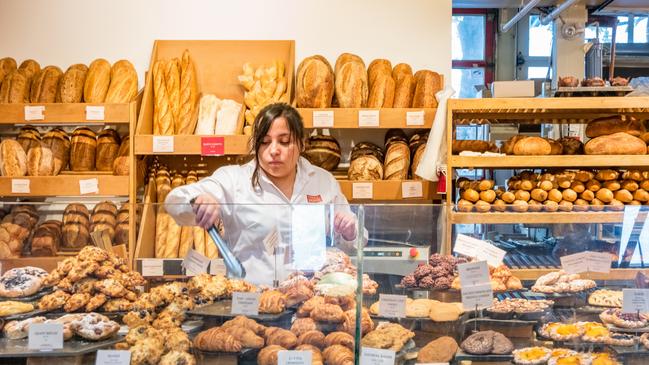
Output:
195,94,221,135
215,99,243,135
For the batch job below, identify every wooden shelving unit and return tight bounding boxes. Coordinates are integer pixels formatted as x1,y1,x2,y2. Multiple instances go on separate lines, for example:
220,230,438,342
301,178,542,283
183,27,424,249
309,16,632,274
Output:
451,155,649,169
337,179,440,201
0,174,129,196
451,211,647,224
298,107,436,129
0,102,134,124
134,134,250,155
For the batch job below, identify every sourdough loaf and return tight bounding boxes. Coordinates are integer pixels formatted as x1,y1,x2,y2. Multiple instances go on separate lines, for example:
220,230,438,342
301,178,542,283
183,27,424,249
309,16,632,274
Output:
84,59,111,103
296,55,334,108
70,127,97,171
30,66,62,103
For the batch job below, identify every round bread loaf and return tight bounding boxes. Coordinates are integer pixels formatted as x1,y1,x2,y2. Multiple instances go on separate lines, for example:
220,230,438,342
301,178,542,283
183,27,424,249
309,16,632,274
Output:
348,154,383,181
303,135,341,171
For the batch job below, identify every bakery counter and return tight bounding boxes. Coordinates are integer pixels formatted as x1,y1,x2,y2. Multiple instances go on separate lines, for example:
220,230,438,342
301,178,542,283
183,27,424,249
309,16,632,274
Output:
450,155,649,169
337,179,441,201
134,134,250,155
298,107,436,129
0,102,135,124
0,174,129,196
450,211,647,224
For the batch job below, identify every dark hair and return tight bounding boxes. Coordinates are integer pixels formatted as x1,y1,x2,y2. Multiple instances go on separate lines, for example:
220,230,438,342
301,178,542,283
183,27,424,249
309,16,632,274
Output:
251,103,305,189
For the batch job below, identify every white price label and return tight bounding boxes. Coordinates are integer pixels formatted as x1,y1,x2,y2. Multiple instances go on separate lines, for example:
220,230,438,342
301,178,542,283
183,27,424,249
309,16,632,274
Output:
352,182,373,200
588,251,612,273
231,292,260,316
402,181,423,198
358,110,380,127
278,350,312,365
454,234,506,267
11,179,30,194
24,106,45,121
79,178,99,195
360,347,396,365
312,111,334,128
461,282,494,311
560,252,590,274
86,106,105,121
29,323,63,351
181,249,210,276
96,350,131,365
152,136,174,153
623,289,649,314
209,258,226,275
458,261,490,287
141,259,163,277
378,294,407,318
263,227,280,255
406,110,425,126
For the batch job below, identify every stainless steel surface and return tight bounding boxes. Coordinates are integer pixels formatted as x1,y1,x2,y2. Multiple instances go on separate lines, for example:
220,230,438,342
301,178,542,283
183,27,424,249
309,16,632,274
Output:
586,40,604,79
350,246,429,276
206,225,245,279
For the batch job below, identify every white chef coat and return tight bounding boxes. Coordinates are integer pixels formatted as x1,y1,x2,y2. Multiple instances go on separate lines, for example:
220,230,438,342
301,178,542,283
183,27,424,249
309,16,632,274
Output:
165,157,363,285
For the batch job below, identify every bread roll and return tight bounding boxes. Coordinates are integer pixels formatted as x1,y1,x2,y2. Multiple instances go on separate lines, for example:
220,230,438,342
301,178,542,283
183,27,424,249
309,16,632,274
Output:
18,59,41,81
42,129,70,175
383,141,410,180
56,66,87,103
585,116,645,138
334,53,368,108
70,127,97,171
0,140,27,177
152,60,174,135
105,60,137,103
0,70,30,103
412,70,442,108
164,58,181,125
84,59,111,103
177,49,198,134
547,139,563,155
585,132,646,155
513,137,552,155
30,66,62,103
296,55,334,108
27,141,54,176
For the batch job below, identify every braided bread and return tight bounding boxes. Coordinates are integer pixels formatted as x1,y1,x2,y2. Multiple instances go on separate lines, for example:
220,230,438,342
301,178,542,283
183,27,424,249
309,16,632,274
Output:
324,331,354,351
323,344,354,365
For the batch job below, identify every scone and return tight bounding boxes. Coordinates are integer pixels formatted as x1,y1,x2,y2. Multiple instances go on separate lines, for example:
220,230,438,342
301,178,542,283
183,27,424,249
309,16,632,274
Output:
3,316,47,339
38,290,70,311
102,298,133,312
71,312,120,340
159,351,196,365
164,327,192,353
85,293,108,312
130,337,164,365
64,292,92,312
122,310,154,327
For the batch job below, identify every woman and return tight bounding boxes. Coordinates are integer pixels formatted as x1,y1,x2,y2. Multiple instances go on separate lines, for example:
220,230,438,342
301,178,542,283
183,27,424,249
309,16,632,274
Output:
165,103,361,284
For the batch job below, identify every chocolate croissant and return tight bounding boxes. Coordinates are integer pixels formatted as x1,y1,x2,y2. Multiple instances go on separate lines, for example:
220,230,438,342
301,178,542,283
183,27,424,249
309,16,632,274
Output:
323,344,354,365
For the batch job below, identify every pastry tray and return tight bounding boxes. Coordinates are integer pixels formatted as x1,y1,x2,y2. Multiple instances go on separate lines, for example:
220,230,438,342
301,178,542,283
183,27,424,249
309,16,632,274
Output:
194,347,259,358
2,309,48,322
0,335,123,358
605,323,649,333
42,310,127,321
611,344,649,357
188,300,293,321
554,86,633,97
118,319,204,336
454,350,513,362
0,287,54,303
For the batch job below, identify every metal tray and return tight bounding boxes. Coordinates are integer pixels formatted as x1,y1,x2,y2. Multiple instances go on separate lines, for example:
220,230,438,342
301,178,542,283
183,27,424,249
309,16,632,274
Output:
188,300,293,321
606,324,649,333
0,287,53,303
43,310,127,321
454,350,513,362
2,309,48,322
0,335,123,358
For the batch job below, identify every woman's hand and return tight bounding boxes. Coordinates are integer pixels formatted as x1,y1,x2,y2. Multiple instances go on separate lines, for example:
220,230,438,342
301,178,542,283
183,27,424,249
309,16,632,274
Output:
192,194,221,229
334,211,357,241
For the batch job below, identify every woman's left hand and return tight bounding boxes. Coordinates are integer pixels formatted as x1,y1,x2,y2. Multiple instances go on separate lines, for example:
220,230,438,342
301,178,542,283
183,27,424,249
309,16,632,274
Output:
334,211,357,241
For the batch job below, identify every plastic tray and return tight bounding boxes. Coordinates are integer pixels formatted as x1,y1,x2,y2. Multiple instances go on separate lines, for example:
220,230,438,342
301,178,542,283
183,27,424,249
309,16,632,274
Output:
0,335,123,358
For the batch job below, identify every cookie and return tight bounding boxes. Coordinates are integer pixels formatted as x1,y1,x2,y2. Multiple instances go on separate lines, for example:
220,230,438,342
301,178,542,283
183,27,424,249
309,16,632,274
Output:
164,327,191,353
67,261,100,282
125,325,163,345
64,292,91,312
38,290,70,311
85,293,108,312
71,277,97,294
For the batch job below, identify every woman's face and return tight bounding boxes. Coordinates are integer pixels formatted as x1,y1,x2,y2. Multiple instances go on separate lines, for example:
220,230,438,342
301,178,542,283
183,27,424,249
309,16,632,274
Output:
258,117,301,180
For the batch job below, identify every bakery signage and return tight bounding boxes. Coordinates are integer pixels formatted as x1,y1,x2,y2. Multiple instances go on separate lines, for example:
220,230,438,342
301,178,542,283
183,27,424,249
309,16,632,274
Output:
152,135,174,153
278,350,312,365
361,347,396,365
358,110,380,127
201,136,225,156
181,249,210,276
312,111,334,128
378,294,407,318
453,234,506,267
28,322,63,351
231,291,261,316
85,105,105,121
24,105,45,121
96,350,131,365
622,289,649,314
406,110,425,126
560,251,611,274
458,261,493,310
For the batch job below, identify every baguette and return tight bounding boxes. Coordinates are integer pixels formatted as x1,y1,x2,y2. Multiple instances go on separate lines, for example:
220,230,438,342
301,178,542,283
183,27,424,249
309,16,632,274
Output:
193,227,206,257
178,226,194,258
177,49,198,134
165,58,181,128
205,230,219,258
162,174,185,258
152,60,174,135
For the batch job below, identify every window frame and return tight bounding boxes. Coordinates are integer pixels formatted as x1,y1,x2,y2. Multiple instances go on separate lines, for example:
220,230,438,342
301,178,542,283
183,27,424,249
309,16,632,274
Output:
452,8,496,87
516,12,553,80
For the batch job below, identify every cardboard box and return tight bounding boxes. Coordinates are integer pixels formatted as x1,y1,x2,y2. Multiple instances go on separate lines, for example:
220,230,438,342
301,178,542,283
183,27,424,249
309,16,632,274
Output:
490,80,536,98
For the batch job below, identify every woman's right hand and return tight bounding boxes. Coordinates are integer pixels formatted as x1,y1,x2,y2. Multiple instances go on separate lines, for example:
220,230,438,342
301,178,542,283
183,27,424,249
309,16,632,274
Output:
192,194,221,229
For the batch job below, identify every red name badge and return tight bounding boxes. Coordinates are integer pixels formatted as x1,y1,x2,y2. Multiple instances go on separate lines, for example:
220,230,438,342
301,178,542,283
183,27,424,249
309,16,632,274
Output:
201,136,225,156
307,195,323,203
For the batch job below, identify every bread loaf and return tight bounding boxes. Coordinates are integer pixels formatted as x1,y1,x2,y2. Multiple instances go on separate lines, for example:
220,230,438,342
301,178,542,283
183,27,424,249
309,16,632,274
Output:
62,222,89,249
303,135,341,171
154,172,171,258
31,220,62,256
0,70,30,103
178,226,193,258
384,141,410,180
512,137,552,155
584,132,646,155
585,116,645,138
17,126,41,155
18,59,41,81
547,139,563,155
334,53,368,108
392,63,414,108
411,143,426,180
367,73,395,108
105,60,137,103
452,140,497,154
164,58,181,126
112,136,129,176
296,55,334,108
30,66,63,103
412,70,442,108
26,141,54,176
177,50,198,134
84,59,111,103
195,94,220,135
162,174,184,258
558,137,583,155
0,139,27,176
152,60,174,135
70,127,97,171
42,129,70,174
214,99,243,135
95,129,120,171
0,57,17,86
56,65,87,103
63,204,90,226
367,59,392,89
349,155,383,181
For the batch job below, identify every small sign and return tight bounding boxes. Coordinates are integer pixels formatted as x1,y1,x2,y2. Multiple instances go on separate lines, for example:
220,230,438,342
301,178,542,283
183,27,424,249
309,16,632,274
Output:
209,258,226,275
352,182,373,200
402,181,423,199
24,106,45,121
181,249,210,276
358,110,380,127
458,261,490,287
96,350,131,365
560,252,590,274
461,282,493,311
141,259,164,277
231,292,261,316
28,322,63,351
86,106,105,121
263,227,280,255
623,289,649,314
360,347,396,365
278,350,312,365
11,179,30,194
201,136,225,156
406,110,425,126
312,111,334,128
378,294,407,318
79,178,99,195
588,251,612,273
152,136,174,153
454,234,506,267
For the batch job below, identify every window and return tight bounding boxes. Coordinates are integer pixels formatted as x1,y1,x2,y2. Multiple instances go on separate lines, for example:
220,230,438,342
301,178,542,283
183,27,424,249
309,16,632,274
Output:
529,15,553,57
634,16,648,43
452,15,485,61
517,14,553,80
586,15,649,44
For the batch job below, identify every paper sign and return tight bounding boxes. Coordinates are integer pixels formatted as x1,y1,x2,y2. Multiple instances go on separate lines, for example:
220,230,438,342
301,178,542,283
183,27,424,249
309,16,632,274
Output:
461,282,493,311
561,252,590,274
402,181,423,198
209,258,226,275
623,289,649,313
141,259,163,277
378,294,407,318
152,136,174,153
358,110,380,127
182,249,210,276
278,350,312,365
352,182,373,200
453,234,506,267
79,178,99,195
29,323,63,351
24,106,45,121
86,106,105,121
201,136,225,156
11,179,30,194
360,347,396,365
263,227,280,255
587,251,612,273
96,350,131,365
312,111,334,128
406,110,425,126
458,261,490,287
231,292,260,316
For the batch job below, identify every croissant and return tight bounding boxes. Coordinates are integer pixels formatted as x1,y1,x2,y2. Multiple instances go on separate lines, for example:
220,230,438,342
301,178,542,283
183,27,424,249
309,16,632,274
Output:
323,344,354,365
298,296,324,317
222,315,266,335
298,330,326,349
290,317,319,337
285,283,315,307
193,328,242,352
338,308,374,335
264,327,298,349
258,345,286,365
310,303,345,323
295,344,324,365
259,290,287,314
223,326,265,349
324,294,356,311
324,331,355,351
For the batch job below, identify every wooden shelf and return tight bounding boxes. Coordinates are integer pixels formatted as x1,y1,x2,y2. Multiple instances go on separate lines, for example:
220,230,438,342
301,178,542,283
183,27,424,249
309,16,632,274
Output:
337,180,441,201
298,108,436,129
450,211,646,224
450,155,649,169
512,268,640,281
0,175,129,196
134,135,250,155
0,256,68,273
0,102,134,124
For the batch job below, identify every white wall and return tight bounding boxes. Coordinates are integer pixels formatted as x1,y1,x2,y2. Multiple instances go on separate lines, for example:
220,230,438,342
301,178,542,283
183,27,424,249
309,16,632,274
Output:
0,0,452,86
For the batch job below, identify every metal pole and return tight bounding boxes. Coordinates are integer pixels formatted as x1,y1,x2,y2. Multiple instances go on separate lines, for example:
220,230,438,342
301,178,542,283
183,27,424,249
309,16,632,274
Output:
501,0,542,33
540,0,580,25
